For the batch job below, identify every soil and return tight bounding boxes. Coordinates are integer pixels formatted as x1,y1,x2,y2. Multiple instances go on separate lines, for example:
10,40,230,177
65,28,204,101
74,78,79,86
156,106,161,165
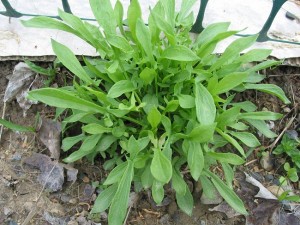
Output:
0,61,299,225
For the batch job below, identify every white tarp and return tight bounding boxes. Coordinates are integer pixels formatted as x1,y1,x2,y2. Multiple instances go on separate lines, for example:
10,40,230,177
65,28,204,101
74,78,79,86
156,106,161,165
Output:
0,0,299,59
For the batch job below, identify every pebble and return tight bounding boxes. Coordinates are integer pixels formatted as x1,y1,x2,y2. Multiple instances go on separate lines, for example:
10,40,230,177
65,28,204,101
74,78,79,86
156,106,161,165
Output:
60,193,72,203
4,207,12,216
260,153,274,171
265,174,274,182
69,198,78,204
11,153,22,161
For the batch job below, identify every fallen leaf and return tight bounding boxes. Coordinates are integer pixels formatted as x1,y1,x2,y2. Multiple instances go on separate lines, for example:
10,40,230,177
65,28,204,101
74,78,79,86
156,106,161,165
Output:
209,202,242,218
37,118,61,160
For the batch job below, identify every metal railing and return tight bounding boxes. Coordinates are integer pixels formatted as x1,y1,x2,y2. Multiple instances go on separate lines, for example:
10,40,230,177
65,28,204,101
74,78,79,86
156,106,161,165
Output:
1,0,299,45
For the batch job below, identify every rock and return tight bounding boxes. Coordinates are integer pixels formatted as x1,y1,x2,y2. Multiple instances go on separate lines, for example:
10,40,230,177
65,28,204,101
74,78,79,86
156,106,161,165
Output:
267,185,284,197
4,207,12,216
286,130,298,141
200,192,223,205
10,153,22,161
265,174,274,182
60,194,72,203
67,221,78,225
159,214,170,224
260,153,274,171
69,198,78,204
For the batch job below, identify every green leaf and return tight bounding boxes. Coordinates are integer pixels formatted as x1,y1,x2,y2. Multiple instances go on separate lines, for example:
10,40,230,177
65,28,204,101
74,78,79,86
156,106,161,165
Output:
206,152,245,165
63,134,102,162
28,88,106,114
247,60,281,73
172,169,187,195
0,118,34,132
205,170,248,215
244,83,290,104
187,142,204,180
139,67,156,85
106,35,134,53
114,0,125,35
108,160,134,225
212,72,248,95
231,101,257,112
221,162,234,189
165,100,179,113
25,60,55,76
229,131,260,148
188,123,216,143
237,49,272,63
51,40,93,84
199,175,217,199
127,0,141,40
91,183,118,213
238,111,282,120
82,123,111,134
147,107,162,129
90,0,116,35
21,16,79,37
162,45,200,61
107,80,136,98
194,82,216,125
216,107,240,130
104,161,128,185
141,163,153,188
151,149,172,183
161,0,175,27
178,94,195,108
245,119,277,138
95,135,117,152
194,22,230,47
210,35,258,71
136,18,154,62
177,0,197,24
216,128,246,157
229,122,249,131
152,180,165,204
176,185,194,216
62,134,85,151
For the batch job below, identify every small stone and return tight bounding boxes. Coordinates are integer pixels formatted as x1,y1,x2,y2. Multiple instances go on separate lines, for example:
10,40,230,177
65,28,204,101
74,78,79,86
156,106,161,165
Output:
82,176,90,183
61,194,72,203
4,207,12,216
283,107,291,113
199,220,206,225
260,153,274,171
159,214,170,224
11,153,22,161
69,198,78,204
67,221,78,225
200,191,223,205
265,174,274,182
267,185,284,197
286,130,298,141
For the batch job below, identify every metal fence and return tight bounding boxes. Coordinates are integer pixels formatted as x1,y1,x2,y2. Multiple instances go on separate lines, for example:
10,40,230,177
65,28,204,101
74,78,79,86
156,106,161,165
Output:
0,0,299,46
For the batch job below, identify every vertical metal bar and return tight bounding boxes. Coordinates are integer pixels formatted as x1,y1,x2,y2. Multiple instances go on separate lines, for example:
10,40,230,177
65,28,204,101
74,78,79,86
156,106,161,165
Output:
0,0,22,17
257,0,287,42
191,0,209,33
62,0,72,14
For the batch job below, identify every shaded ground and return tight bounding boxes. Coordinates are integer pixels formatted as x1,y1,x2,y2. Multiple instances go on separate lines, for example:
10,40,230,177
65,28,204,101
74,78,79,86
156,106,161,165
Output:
0,61,299,225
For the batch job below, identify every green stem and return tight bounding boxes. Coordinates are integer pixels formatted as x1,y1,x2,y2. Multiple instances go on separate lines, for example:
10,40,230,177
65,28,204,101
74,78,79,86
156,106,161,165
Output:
123,116,144,126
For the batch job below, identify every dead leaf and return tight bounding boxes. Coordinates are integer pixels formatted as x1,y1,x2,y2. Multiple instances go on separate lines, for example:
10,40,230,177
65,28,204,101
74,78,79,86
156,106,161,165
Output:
37,118,61,160
209,202,242,219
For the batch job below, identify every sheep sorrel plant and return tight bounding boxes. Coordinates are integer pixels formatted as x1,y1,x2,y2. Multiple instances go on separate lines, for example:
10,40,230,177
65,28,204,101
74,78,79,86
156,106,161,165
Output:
22,0,290,224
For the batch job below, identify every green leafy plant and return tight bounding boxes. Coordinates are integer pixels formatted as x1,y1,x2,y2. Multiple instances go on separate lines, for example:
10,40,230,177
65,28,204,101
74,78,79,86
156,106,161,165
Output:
274,133,300,169
25,59,62,87
20,0,290,224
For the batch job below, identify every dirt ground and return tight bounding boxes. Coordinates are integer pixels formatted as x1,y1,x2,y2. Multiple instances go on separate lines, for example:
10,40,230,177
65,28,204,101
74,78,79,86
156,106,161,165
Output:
0,61,299,225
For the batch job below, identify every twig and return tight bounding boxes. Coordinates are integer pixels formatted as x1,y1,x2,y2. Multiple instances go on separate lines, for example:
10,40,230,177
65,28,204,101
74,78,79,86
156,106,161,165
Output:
21,206,38,225
123,205,132,225
245,159,258,166
268,116,296,151
0,102,6,141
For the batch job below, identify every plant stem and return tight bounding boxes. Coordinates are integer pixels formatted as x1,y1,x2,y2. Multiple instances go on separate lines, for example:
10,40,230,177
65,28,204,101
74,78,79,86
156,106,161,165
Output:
123,116,144,126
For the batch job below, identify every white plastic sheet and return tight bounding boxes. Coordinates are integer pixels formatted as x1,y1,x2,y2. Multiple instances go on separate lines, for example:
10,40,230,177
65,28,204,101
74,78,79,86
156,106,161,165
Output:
0,0,299,59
